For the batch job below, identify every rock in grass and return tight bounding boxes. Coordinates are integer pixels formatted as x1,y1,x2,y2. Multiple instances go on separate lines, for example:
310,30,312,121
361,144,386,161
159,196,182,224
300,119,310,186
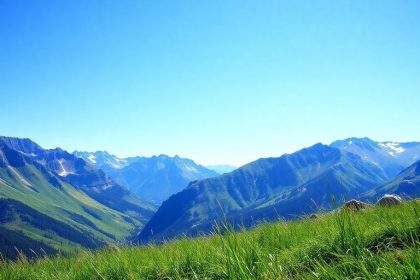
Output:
310,214,319,219
344,199,369,211
376,194,402,206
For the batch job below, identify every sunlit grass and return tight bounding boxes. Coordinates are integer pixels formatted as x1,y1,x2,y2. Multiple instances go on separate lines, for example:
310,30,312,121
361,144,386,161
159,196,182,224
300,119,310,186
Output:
1,201,419,279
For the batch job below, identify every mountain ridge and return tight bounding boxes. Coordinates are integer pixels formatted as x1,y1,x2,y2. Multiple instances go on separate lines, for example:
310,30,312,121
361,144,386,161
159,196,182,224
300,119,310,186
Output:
0,136,155,259
137,138,420,242
2,135,420,256
73,151,219,204
365,160,420,200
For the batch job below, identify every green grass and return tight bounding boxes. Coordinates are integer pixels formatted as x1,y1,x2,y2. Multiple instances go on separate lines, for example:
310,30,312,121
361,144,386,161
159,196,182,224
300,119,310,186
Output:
1,201,419,279
0,165,139,252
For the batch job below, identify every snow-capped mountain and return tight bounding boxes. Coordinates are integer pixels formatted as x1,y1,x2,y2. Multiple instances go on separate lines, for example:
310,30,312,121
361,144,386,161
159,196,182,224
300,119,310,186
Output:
73,151,128,173
137,138,420,242
73,151,219,205
0,136,156,259
137,143,391,242
330,137,420,177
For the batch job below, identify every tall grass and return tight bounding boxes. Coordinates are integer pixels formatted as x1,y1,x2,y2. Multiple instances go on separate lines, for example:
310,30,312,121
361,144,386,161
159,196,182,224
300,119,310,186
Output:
0,201,419,279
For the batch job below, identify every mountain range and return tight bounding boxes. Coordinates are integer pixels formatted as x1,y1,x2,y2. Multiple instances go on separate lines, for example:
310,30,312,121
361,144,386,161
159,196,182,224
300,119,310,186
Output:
365,160,420,200
331,137,420,177
0,137,155,259
73,151,218,205
137,138,420,242
205,164,237,174
1,136,420,259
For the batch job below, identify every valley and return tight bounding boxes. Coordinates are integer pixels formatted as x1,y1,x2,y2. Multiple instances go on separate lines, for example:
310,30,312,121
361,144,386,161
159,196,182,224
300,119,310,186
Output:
1,136,419,261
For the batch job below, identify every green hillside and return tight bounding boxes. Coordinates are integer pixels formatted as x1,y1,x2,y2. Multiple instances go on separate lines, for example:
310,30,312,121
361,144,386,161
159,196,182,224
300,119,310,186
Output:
1,201,419,279
0,138,155,260
138,144,391,242
0,163,138,257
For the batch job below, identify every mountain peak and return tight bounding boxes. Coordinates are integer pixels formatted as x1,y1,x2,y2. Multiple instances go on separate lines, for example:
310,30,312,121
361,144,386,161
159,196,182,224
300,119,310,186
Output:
72,151,218,204
0,136,44,155
330,137,377,150
137,139,389,242
307,142,329,149
298,143,338,156
331,137,420,178
73,150,127,170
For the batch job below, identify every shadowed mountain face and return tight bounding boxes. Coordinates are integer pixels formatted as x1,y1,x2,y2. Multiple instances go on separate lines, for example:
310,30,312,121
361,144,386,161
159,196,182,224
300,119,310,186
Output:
0,137,44,156
37,149,156,218
0,137,155,259
73,151,218,205
137,143,392,242
365,160,420,200
138,137,420,243
3,135,420,256
1,140,156,219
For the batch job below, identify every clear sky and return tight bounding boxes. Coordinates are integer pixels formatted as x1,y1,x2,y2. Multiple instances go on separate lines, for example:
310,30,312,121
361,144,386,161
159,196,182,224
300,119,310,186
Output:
1,1,419,166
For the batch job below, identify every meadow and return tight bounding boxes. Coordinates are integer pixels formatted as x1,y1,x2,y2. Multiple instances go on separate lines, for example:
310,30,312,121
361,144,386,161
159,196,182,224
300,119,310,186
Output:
1,201,419,279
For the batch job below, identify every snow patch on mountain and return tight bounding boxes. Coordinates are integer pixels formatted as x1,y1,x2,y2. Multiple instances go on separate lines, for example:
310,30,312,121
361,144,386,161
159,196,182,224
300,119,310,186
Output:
109,161,125,169
58,160,72,176
379,142,405,157
87,154,96,163
184,164,198,173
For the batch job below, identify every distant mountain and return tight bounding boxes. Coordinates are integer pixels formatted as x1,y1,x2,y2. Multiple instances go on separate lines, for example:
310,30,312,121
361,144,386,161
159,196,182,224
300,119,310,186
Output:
137,143,391,242
2,139,155,220
4,136,420,255
138,137,420,242
73,150,128,173
365,160,420,200
206,164,237,174
73,151,218,205
330,137,420,177
0,137,155,259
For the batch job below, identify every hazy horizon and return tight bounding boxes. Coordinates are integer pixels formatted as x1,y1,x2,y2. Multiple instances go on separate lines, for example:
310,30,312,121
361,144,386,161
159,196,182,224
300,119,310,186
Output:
1,1,419,166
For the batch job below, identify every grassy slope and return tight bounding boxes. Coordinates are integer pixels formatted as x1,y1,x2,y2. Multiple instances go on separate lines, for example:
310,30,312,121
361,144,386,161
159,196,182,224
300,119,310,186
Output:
1,201,419,279
0,165,138,255
139,146,391,242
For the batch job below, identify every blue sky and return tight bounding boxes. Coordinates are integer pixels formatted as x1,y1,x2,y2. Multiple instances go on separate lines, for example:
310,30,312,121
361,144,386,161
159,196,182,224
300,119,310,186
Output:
1,1,419,166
